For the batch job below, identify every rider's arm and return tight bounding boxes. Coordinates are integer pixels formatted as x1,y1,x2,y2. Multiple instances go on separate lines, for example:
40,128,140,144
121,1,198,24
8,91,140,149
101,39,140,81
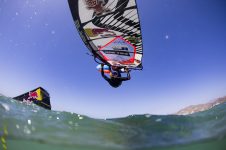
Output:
101,64,110,81
127,71,131,80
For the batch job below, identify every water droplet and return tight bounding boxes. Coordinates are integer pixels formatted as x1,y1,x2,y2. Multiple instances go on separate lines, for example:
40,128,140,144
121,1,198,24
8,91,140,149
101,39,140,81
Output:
165,35,169,39
32,109,38,113
16,124,20,129
156,118,162,122
145,114,151,118
28,120,31,125
24,126,31,134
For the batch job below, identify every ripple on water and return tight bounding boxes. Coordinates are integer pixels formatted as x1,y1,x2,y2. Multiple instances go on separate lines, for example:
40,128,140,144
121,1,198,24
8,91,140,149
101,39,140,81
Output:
0,103,10,111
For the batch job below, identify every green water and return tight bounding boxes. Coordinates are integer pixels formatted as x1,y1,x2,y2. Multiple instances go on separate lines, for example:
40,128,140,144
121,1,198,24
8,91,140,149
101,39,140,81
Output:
0,95,226,150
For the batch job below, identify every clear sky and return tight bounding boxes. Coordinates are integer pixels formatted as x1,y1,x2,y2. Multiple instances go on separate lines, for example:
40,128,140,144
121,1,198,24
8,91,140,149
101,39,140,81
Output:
0,0,226,118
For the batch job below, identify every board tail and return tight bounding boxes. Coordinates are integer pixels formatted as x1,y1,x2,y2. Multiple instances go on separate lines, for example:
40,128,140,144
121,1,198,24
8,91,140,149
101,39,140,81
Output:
13,87,51,110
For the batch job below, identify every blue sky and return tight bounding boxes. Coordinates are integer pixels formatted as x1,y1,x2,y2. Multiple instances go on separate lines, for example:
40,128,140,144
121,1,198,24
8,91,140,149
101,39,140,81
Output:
0,0,226,118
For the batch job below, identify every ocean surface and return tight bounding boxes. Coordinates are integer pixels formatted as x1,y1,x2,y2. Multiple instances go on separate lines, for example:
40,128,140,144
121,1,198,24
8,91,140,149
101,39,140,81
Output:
0,94,226,150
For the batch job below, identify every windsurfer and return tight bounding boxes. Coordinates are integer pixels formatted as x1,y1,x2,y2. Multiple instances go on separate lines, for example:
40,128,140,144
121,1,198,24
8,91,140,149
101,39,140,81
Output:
100,64,130,88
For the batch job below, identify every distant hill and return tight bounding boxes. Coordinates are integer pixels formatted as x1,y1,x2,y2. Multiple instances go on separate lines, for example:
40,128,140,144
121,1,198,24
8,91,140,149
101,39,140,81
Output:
176,96,226,115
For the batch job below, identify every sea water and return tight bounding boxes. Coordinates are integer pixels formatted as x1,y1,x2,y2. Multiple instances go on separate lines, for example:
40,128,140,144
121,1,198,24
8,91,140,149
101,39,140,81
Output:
0,95,226,150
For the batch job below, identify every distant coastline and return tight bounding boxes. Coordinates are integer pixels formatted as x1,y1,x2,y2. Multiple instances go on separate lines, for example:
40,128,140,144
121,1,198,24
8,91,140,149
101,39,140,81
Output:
176,96,226,115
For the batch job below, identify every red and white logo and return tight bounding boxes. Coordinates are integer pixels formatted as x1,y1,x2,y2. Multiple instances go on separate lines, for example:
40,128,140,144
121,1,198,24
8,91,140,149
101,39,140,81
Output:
84,0,98,8
28,91,38,100
83,0,109,15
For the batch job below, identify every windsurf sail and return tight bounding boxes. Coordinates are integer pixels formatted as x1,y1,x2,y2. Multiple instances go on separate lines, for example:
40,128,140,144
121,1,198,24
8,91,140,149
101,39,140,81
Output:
13,87,51,110
68,0,143,69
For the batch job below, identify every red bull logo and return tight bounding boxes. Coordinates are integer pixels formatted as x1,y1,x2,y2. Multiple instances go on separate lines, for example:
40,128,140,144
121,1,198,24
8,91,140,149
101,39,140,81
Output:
83,0,109,15
28,91,38,100
85,28,116,38
84,0,98,7
92,28,108,35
